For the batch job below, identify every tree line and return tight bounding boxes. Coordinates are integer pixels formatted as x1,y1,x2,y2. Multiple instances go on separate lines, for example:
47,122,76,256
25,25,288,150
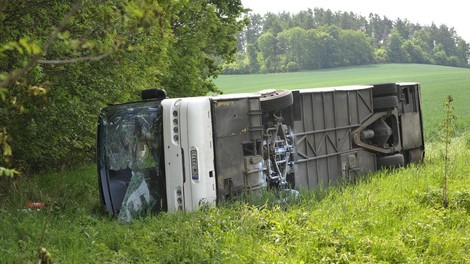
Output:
224,9,470,74
0,0,247,174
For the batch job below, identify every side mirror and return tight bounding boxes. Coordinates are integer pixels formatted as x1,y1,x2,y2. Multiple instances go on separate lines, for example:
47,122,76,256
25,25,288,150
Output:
141,88,168,100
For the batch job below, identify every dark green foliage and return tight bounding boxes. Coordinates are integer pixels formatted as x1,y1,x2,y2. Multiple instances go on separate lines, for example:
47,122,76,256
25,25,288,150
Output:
0,0,247,172
225,8,470,74
160,0,248,97
387,29,409,63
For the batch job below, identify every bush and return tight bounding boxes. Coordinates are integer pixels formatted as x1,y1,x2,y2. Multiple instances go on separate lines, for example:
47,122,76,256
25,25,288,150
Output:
374,48,388,63
286,61,301,72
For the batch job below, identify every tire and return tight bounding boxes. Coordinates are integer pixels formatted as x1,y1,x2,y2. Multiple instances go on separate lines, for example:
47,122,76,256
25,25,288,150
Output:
405,148,424,164
372,83,398,96
373,95,398,110
258,89,294,112
377,154,405,169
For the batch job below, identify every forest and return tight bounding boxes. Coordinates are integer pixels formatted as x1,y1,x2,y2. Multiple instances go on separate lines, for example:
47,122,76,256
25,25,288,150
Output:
224,8,470,74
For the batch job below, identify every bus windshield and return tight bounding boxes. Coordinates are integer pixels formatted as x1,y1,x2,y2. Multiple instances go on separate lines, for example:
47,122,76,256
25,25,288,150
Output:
97,100,166,222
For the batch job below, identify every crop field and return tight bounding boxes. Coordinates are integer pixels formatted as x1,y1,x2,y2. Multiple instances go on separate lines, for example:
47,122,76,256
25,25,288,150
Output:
1,64,470,263
215,63,470,141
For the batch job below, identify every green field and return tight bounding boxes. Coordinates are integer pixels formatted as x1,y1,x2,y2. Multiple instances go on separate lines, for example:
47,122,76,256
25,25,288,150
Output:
215,64,470,141
1,64,470,263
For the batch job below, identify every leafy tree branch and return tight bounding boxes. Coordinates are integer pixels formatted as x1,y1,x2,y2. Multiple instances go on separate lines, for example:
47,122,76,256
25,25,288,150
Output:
37,50,113,65
0,2,82,88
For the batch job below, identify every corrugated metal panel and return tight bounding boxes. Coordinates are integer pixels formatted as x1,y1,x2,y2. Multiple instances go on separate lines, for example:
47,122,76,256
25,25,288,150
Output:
293,87,375,187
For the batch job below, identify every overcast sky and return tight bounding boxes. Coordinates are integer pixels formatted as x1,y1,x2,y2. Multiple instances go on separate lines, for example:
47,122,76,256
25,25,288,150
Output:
241,0,470,42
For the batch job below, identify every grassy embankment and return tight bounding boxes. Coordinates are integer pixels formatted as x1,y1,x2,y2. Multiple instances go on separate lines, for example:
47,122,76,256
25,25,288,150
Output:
1,64,470,263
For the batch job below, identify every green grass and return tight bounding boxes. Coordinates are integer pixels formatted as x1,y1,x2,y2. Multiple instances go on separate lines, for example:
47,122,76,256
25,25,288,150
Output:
2,64,470,263
215,64,470,141
1,136,469,263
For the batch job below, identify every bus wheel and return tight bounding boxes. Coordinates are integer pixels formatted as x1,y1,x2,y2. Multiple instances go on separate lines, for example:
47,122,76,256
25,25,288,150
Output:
377,154,404,169
258,89,294,112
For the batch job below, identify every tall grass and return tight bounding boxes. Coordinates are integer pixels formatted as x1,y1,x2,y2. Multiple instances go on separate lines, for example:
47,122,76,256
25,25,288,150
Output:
1,136,469,263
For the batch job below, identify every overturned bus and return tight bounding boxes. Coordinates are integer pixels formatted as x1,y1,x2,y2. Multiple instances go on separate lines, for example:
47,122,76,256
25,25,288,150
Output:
97,82,424,221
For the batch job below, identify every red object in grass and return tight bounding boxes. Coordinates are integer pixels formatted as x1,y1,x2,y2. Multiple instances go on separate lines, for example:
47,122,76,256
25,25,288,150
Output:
26,202,45,209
